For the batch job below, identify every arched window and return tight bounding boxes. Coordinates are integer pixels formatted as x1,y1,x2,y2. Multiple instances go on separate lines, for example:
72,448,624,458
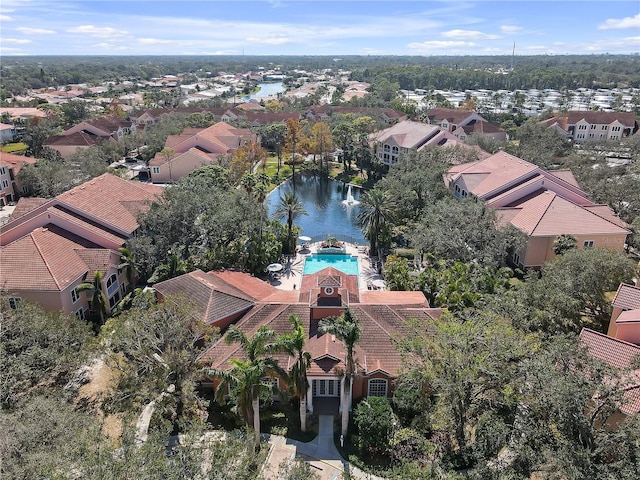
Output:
368,378,388,397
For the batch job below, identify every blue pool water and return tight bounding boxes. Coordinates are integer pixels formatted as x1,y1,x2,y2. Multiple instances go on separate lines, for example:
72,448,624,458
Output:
303,254,359,275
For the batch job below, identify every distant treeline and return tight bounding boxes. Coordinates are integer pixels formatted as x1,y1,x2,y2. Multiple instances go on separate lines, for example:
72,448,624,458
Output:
1,54,639,97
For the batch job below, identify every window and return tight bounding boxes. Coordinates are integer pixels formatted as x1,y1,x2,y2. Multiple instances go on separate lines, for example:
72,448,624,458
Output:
612,126,621,132
75,308,85,321
106,273,118,297
8,297,21,310
108,291,121,309
152,167,160,174
578,124,587,130
71,287,80,303
391,146,399,154
602,125,608,130
513,252,521,266
583,240,595,248
1,180,8,188
368,378,388,397
461,190,468,198
0,167,5,175
121,283,127,296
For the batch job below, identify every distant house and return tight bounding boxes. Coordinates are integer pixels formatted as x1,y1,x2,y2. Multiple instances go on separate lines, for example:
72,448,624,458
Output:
579,328,640,424
369,120,466,167
44,115,135,159
0,173,163,317
445,152,630,269
304,105,407,125
541,111,638,143
607,283,640,345
149,121,257,183
0,152,37,206
165,267,441,413
0,122,16,143
423,108,507,142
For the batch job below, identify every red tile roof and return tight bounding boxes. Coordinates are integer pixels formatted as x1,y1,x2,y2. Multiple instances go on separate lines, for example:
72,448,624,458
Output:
612,284,640,311
498,190,630,236
56,173,162,235
0,152,37,173
197,266,439,379
579,328,640,415
0,225,108,291
44,131,99,147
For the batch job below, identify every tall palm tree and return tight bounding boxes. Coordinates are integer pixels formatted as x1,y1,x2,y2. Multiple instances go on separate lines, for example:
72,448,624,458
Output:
276,314,312,432
208,325,284,448
358,188,396,259
77,271,107,324
319,309,361,437
274,192,308,254
117,246,136,288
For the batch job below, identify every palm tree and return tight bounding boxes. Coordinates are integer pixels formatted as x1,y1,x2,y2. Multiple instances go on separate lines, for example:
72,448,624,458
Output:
357,188,396,259
208,325,284,447
148,254,187,284
117,247,136,288
276,315,312,432
274,192,308,254
77,271,107,324
319,309,361,437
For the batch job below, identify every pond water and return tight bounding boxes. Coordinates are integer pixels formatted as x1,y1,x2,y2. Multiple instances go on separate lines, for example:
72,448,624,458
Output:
241,82,286,101
266,172,365,244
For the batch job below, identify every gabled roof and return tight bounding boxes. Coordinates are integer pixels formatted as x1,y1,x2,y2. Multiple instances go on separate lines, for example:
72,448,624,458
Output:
566,111,637,128
64,115,132,136
425,108,480,125
460,120,505,135
0,152,37,173
56,173,163,235
44,131,99,147
612,284,640,311
370,120,450,150
153,269,259,325
450,151,540,198
0,225,106,291
497,190,630,236
579,328,640,415
9,197,50,220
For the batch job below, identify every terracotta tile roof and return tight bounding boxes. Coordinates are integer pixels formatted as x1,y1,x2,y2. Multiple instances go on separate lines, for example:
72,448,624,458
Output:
66,115,132,136
7,197,50,220
243,112,300,125
56,173,162,235
0,225,103,291
46,205,129,245
75,249,118,277
546,169,580,188
44,131,99,147
0,152,37,173
450,151,540,198
499,190,630,236
566,111,637,128
370,120,447,150
153,269,257,325
208,269,278,301
579,328,640,415
461,120,505,135
425,108,478,125
612,284,640,311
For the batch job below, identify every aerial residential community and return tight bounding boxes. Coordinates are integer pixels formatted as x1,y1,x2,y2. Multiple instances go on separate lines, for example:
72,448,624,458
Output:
2,2,640,479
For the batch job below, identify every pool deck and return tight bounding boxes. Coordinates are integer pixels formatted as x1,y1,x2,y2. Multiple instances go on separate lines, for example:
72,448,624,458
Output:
270,242,385,291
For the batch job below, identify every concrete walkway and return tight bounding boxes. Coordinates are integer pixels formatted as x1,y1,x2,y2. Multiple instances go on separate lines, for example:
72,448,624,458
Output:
262,415,385,480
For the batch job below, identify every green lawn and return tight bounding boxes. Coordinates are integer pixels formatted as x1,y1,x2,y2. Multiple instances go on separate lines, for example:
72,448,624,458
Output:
1,142,28,154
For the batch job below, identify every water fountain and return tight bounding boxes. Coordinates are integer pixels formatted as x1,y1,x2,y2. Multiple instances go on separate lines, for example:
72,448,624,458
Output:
342,184,360,206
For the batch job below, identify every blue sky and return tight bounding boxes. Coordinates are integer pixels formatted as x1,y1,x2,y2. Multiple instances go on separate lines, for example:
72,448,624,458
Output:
1,1,638,56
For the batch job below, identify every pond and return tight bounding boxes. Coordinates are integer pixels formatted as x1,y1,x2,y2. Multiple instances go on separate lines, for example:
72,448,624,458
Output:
241,82,286,101
266,172,365,244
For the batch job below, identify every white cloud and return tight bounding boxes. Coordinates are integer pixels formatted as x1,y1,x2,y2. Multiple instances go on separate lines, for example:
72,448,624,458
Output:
3,38,31,44
17,27,56,34
500,25,523,34
441,29,500,40
245,35,294,45
0,14,13,21
599,13,640,30
67,25,127,37
407,40,475,51
94,43,128,51
137,38,174,45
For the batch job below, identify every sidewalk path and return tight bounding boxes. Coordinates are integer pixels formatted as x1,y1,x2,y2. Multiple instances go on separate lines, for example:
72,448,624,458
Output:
262,415,385,480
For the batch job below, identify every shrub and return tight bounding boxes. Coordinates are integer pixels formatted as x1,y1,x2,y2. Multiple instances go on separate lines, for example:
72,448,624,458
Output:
353,396,396,456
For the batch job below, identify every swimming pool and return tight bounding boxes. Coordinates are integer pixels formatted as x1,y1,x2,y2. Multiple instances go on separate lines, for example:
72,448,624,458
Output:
302,254,359,276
